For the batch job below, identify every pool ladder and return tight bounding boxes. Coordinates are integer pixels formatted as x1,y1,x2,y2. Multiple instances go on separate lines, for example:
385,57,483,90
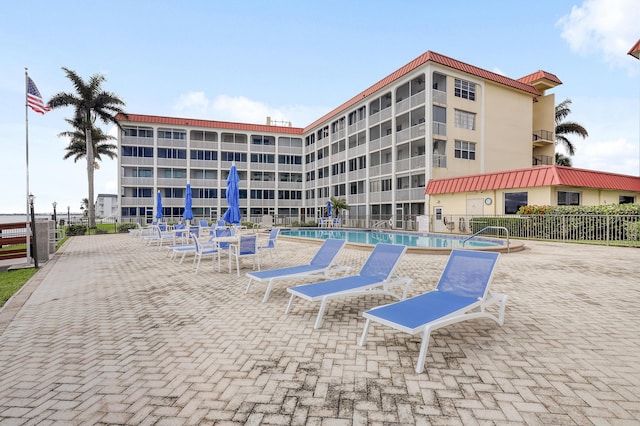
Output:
462,226,510,253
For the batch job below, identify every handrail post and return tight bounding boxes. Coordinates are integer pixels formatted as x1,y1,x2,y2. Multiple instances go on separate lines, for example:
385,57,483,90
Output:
462,226,510,253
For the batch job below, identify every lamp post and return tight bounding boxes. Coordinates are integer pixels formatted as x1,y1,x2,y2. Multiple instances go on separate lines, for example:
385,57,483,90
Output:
29,193,38,269
628,39,640,177
52,201,57,230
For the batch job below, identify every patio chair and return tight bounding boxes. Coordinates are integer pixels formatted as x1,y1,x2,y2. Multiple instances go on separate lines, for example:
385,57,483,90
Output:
228,233,260,276
257,228,279,264
286,243,412,329
198,219,209,236
142,225,174,249
173,223,188,244
246,238,350,303
192,232,224,274
358,249,507,373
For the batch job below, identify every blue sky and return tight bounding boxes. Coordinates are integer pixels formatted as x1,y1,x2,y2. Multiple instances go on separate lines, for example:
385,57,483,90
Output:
1,0,639,214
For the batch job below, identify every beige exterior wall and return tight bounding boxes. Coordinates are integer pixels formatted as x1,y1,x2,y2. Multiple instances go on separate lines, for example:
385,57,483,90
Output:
532,93,556,161
430,70,536,181
429,186,640,218
483,83,533,173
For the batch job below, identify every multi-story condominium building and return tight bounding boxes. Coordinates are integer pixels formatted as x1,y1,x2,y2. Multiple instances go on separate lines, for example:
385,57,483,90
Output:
117,50,561,226
95,193,118,219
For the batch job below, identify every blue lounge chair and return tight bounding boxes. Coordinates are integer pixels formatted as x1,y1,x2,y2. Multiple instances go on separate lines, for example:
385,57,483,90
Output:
286,243,411,329
246,238,350,303
191,232,226,274
228,234,260,276
358,249,507,373
257,228,279,263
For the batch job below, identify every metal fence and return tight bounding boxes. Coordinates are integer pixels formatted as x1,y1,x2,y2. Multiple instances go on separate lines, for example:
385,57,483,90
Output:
117,214,640,246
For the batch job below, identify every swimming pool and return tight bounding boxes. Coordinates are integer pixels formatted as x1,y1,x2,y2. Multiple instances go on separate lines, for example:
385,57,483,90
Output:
279,228,523,253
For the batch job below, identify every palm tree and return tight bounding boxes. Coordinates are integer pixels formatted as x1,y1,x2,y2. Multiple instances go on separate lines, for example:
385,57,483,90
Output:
47,68,127,228
330,197,350,218
58,117,117,170
80,198,89,217
555,99,588,158
555,152,573,167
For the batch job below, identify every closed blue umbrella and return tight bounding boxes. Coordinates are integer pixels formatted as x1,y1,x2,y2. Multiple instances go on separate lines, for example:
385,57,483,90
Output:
327,201,332,217
222,164,241,225
183,183,193,224
156,190,163,219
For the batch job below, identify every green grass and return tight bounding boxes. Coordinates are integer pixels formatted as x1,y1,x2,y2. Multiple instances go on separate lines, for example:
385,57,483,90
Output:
0,268,37,307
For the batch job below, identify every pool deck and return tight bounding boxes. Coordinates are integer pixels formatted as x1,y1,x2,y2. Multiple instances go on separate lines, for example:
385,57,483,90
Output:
0,233,639,424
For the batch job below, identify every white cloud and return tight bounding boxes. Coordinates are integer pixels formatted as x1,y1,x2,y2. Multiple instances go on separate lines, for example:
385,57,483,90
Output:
173,91,210,113
573,137,639,176
557,0,640,70
172,92,329,127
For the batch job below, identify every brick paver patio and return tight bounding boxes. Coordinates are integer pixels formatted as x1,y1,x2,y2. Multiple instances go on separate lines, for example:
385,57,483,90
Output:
0,233,638,425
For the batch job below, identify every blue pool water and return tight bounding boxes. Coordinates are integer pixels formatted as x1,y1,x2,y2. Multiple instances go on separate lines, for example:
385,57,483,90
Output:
280,229,503,249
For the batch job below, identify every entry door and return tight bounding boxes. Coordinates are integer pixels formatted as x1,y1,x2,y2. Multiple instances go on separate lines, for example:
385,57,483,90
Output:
395,205,404,229
433,206,445,232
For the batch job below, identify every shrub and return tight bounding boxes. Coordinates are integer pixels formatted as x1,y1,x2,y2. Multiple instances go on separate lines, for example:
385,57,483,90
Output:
118,222,137,233
67,224,87,236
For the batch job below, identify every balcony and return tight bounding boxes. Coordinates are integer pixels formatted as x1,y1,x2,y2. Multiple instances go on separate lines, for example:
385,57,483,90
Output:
395,188,425,201
532,155,553,166
121,157,154,166
121,177,153,186
432,89,446,105
433,154,447,168
432,121,446,136
532,130,554,147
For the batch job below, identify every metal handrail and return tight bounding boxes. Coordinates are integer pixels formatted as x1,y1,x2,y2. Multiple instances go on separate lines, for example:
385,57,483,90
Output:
463,226,510,253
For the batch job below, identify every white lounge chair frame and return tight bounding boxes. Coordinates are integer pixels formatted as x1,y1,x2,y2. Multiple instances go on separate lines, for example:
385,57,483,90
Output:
246,238,350,303
286,243,412,329
358,249,507,373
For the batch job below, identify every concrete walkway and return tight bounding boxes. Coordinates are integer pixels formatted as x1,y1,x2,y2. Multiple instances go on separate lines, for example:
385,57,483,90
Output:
0,234,638,425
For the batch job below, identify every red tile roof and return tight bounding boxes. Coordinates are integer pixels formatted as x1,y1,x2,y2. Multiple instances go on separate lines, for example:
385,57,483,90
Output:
425,165,640,195
628,39,640,58
517,70,563,85
304,50,542,131
116,113,304,135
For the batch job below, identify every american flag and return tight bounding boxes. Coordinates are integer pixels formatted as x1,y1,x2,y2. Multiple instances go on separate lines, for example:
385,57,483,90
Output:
27,77,51,114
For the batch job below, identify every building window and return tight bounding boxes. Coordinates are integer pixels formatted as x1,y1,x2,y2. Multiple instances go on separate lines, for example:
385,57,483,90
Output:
455,110,476,130
454,140,476,160
454,79,476,101
157,148,186,159
620,195,635,204
504,192,528,214
558,191,580,206
122,146,153,157
278,155,302,165
190,130,217,141
220,152,247,162
190,150,218,161
251,135,275,145
123,127,153,138
158,128,186,140
250,153,275,163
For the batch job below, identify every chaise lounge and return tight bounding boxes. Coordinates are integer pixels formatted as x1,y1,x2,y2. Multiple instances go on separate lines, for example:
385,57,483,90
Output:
358,249,507,373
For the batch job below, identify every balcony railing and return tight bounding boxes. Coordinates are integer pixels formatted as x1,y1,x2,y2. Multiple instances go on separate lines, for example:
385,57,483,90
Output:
532,130,554,143
433,154,447,168
532,155,553,166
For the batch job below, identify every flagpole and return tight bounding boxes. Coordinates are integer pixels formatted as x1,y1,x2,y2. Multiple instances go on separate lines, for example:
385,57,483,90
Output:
25,68,32,264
